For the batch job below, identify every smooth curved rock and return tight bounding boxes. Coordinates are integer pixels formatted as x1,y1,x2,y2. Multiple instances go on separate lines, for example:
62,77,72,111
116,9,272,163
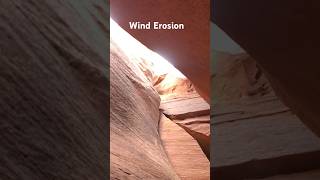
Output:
110,33,179,180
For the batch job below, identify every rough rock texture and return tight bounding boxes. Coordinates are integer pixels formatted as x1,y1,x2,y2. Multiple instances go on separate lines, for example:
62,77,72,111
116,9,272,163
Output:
211,52,320,179
0,1,109,179
110,30,179,180
111,0,210,102
159,114,209,180
212,0,320,137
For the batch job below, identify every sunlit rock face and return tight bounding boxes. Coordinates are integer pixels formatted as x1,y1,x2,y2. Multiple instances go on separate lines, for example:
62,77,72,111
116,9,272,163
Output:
154,74,195,100
136,57,196,101
0,0,108,179
111,19,197,102
110,19,181,179
110,39,179,180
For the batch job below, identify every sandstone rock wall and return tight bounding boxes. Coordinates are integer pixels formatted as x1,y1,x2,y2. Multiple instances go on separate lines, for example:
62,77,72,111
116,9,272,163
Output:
0,0,108,179
110,38,179,179
159,114,210,180
110,18,211,179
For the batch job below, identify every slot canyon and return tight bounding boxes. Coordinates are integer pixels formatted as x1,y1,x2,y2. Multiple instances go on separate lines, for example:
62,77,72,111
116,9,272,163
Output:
110,0,211,179
110,19,210,179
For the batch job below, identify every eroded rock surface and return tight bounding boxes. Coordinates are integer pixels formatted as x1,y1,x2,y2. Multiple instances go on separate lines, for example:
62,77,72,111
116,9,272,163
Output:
211,52,320,179
159,114,210,180
0,0,108,179
110,27,179,180
160,94,210,160
111,18,211,179
173,116,210,137
154,74,196,101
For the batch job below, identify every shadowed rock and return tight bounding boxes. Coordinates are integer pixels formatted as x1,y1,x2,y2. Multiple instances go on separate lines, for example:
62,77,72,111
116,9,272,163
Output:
212,0,320,137
211,51,320,179
0,0,108,179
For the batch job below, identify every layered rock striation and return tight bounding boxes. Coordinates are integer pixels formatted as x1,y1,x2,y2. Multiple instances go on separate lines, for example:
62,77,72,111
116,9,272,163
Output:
0,0,109,179
110,38,179,179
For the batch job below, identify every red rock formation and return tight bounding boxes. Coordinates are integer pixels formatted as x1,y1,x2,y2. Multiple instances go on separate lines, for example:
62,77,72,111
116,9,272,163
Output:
160,95,210,119
110,18,210,179
160,94,210,160
110,39,179,179
109,5,212,173
159,114,210,180
154,74,196,101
